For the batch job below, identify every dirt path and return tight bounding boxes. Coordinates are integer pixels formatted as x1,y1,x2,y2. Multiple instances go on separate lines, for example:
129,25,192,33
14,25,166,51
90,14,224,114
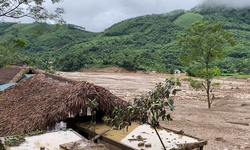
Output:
58,70,250,150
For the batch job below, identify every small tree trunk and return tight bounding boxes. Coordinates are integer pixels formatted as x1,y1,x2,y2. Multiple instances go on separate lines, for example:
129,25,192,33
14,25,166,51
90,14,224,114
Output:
207,81,211,108
153,127,166,150
205,63,211,109
207,90,211,108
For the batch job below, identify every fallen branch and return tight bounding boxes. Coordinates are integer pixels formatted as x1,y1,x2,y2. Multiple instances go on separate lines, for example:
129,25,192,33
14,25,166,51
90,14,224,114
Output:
227,121,249,126
91,129,110,141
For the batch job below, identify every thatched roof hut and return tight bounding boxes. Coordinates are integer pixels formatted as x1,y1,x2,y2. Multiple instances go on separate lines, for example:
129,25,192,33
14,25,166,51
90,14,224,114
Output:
0,65,38,85
0,73,127,137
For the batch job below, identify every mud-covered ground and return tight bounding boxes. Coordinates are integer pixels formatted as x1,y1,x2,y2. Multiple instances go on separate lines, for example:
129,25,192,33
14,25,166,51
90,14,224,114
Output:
58,68,250,150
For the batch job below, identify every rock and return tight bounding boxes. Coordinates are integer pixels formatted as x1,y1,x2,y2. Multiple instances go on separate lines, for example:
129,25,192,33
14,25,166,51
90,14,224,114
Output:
145,143,152,147
176,129,184,135
215,137,226,142
138,142,144,147
241,103,250,106
40,146,45,150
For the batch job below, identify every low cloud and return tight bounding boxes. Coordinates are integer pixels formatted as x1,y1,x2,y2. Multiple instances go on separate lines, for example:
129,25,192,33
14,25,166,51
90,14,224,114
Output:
48,0,207,32
5,0,250,32
203,0,250,8
5,0,208,32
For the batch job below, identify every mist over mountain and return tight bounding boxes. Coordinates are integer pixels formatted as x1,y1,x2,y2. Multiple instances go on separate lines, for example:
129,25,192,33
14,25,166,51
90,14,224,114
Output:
200,0,250,8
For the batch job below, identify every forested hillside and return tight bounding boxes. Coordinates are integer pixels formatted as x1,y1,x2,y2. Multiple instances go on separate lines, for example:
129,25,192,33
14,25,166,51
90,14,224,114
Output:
1,4,250,73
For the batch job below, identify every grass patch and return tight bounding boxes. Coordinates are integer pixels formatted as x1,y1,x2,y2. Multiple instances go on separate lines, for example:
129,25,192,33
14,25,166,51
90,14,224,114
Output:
4,130,44,147
174,13,204,28
221,73,250,79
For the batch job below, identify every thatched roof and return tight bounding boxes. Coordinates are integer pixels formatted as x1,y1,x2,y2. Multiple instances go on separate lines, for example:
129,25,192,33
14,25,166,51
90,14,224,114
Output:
0,66,22,84
0,65,38,84
0,73,127,137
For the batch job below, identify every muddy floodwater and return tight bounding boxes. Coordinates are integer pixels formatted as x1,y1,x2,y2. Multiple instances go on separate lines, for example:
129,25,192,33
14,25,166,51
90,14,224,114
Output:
79,122,139,141
79,122,202,150
59,70,250,149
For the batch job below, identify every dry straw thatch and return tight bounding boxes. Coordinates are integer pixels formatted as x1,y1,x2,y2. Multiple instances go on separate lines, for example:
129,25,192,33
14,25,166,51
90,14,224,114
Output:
0,73,127,137
0,65,38,84
0,66,23,84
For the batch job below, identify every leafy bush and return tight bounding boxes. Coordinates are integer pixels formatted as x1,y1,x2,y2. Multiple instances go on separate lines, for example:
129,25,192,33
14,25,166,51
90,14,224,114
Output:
103,78,181,150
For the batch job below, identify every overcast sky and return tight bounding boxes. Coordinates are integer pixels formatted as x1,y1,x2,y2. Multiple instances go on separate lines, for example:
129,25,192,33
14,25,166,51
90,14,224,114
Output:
5,0,250,32
44,0,207,32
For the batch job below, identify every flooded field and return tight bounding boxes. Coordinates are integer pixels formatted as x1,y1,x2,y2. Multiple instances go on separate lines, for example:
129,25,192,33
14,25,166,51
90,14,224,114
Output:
59,70,250,150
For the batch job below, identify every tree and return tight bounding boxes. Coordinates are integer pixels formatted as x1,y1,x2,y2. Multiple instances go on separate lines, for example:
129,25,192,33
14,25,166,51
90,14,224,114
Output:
0,0,65,67
177,21,235,108
0,0,65,24
87,99,99,133
0,37,26,67
103,78,181,150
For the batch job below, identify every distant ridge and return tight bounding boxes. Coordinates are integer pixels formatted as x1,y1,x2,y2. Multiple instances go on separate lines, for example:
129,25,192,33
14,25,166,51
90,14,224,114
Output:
0,5,250,74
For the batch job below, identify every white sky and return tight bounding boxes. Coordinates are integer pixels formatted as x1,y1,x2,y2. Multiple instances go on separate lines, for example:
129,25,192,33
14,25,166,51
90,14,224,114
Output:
4,0,250,32
52,0,206,32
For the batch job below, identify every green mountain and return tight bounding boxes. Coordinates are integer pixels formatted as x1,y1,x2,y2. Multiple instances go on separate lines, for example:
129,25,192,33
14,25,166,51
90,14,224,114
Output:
1,4,250,73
